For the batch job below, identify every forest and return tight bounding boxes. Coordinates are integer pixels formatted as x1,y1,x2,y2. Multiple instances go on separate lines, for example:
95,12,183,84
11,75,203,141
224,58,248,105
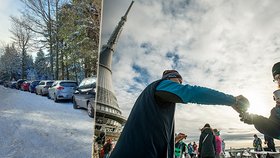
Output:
0,0,101,83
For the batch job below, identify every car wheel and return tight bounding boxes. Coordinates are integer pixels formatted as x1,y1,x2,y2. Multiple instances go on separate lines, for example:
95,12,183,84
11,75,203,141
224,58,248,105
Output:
54,94,58,102
40,90,43,96
87,101,94,118
47,93,51,99
73,98,79,109
35,90,38,95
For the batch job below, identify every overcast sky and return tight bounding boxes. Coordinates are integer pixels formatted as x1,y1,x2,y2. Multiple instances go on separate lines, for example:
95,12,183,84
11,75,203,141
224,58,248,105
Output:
0,0,23,45
101,0,280,148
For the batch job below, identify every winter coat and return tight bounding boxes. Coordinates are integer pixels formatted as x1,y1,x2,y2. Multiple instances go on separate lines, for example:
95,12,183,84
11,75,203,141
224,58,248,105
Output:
252,105,280,139
110,79,176,158
198,127,216,158
253,137,262,151
215,135,222,154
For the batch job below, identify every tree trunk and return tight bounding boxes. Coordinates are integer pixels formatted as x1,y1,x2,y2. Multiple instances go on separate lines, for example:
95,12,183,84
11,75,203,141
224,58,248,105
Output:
61,50,65,80
65,53,69,80
21,48,26,79
55,0,59,80
48,0,54,80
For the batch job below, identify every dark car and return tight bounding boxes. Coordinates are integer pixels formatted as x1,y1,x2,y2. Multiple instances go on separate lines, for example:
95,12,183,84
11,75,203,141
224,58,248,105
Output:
10,81,17,89
3,81,9,87
16,79,26,90
29,80,41,93
73,76,96,118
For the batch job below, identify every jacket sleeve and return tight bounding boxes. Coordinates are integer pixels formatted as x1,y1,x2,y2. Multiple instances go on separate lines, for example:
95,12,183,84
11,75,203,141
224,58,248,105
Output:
198,134,203,155
253,115,280,139
155,80,235,105
213,135,216,155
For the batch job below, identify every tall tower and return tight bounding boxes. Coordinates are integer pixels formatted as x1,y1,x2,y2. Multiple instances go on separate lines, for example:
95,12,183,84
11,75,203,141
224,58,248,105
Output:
95,1,134,139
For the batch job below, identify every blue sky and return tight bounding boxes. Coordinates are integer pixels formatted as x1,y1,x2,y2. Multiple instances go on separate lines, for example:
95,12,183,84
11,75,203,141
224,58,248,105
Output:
0,0,24,45
101,0,280,148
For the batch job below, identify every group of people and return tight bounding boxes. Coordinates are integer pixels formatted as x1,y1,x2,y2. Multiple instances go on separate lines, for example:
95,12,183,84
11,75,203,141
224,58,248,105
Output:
94,132,113,158
174,138,198,158
253,134,276,152
198,124,225,158
175,125,226,158
105,62,280,158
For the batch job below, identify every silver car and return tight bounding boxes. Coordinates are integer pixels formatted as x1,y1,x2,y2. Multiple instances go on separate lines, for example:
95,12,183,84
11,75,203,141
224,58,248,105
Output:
73,76,96,118
35,80,54,96
48,80,77,102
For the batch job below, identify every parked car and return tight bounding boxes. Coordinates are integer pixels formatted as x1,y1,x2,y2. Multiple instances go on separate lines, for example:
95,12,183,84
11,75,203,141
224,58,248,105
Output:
21,81,31,91
3,81,9,87
35,80,54,96
73,76,96,118
29,80,41,93
48,80,78,102
10,81,17,89
16,79,26,90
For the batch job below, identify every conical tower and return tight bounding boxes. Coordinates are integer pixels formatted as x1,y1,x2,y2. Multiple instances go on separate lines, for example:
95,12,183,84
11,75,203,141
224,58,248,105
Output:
95,1,134,139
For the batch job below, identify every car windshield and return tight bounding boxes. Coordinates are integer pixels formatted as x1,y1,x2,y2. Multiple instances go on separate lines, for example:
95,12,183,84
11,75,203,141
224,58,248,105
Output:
46,82,54,86
60,82,77,87
32,81,40,85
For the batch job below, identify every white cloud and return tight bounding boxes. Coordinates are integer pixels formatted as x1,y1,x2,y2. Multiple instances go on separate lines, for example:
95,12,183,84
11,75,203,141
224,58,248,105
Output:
102,0,280,148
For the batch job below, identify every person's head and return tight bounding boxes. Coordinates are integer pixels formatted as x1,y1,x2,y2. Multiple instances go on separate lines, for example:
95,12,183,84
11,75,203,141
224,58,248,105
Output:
204,123,210,128
107,138,111,143
213,129,220,136
254,134,258,138
162,70,183,84
272,62,280,86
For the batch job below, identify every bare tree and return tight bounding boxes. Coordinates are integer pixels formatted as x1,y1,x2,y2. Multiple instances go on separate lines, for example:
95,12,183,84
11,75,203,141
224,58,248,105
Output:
10,16,33,79
20,0,65,79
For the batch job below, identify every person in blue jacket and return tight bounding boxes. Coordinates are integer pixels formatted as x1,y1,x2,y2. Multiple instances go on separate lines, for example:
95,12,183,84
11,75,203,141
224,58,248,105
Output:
109,70,249,158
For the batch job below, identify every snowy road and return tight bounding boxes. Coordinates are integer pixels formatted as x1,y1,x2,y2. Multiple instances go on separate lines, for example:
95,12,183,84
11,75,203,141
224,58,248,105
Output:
0,85,93,158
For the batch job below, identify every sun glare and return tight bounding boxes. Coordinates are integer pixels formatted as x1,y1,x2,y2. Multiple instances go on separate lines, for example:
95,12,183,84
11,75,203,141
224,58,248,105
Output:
246,92,271,116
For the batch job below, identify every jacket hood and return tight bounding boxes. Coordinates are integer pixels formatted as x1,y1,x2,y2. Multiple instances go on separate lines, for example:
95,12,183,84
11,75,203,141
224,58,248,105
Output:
201,127,213,134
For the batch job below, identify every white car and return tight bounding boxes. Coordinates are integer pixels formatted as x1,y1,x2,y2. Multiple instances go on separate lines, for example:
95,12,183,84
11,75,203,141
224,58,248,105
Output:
35,80,54,96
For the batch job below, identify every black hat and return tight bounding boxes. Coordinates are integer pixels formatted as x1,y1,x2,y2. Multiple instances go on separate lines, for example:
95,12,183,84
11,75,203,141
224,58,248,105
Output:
272,62,280,79
162,70,182,80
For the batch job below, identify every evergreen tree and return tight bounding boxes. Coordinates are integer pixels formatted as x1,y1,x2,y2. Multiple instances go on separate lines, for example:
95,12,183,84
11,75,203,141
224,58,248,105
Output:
34,49,50,79
0,44,21,80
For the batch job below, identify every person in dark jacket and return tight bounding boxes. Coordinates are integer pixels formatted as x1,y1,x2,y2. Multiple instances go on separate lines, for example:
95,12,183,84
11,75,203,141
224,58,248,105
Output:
253,134,263,152
198,124,216,158
264,135,276,152
109,70,250,158
240,62,280,140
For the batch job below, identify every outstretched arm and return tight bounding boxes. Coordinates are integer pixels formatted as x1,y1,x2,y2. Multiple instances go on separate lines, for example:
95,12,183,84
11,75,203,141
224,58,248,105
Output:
240,113,280,139
155,80,236,105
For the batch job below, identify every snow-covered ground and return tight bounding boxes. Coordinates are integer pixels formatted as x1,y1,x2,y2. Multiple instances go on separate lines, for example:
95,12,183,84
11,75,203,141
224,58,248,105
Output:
0,85,94,158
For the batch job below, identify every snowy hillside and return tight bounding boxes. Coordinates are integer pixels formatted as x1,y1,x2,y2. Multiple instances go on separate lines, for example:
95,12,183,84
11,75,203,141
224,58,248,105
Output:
0,86,93,158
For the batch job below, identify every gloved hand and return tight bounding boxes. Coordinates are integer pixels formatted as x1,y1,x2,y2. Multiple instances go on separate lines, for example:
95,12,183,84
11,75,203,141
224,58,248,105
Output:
239,112,255,125
232,95,250,114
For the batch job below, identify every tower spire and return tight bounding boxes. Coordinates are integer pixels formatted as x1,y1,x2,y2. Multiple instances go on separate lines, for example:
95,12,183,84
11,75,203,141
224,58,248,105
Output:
95,1,134,140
